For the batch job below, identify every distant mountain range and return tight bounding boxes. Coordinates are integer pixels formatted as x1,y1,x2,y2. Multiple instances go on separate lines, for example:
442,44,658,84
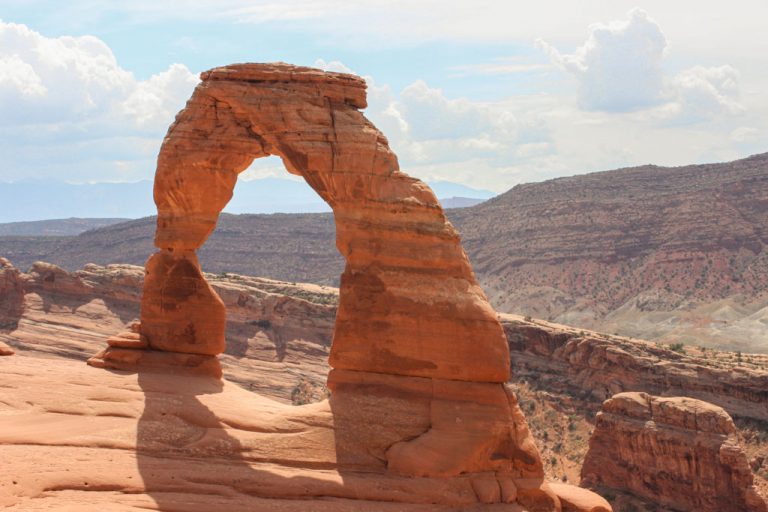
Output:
0,218,129,237
0,178,494,224
1,153,766,352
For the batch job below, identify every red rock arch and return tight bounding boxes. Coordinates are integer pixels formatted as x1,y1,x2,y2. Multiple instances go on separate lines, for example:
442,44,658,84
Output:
88,64,620,509
140,63,509,383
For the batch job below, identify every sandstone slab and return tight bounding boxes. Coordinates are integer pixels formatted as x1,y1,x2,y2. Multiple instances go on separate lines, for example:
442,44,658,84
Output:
0,355,610,511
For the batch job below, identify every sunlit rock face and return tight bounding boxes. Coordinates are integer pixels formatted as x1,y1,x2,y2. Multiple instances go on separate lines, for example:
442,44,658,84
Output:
83,62,611,510
582,392,768,512
140,62,510,382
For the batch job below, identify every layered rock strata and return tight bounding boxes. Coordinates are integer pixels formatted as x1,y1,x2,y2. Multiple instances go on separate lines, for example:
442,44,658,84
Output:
83,63,606,509
582,392,767,512
125,62,509,383
1,260,336,401
2,260,766,422
502,314,768,422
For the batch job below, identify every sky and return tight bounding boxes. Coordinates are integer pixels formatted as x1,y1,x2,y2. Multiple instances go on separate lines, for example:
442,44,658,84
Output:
1,1,767,193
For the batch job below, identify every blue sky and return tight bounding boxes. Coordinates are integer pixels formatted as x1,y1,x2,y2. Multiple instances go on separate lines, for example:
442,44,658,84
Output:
1,1,766,193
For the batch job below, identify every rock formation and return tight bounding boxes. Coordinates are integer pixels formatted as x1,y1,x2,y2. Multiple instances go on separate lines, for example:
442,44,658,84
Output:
449,152,768,345
502,314,768,423
83,63,608,510
0,355,605,511
3,261,768,508
125,63,509,383
2,259,338,400
0,257,22,355
4,259,767,421
8,152,767,352
582,392,768,512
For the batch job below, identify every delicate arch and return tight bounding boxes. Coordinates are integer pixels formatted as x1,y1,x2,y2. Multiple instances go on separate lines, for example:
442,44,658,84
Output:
139,63,509,383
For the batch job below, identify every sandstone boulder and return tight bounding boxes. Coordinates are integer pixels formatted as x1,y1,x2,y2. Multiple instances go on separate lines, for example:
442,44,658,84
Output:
582,391,767,512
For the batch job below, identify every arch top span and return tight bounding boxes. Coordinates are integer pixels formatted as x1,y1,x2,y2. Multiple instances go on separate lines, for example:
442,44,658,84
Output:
141,62,510,383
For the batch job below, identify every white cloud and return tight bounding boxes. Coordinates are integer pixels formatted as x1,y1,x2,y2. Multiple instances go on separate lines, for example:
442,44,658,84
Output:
1,12,766,198
313,58,355,74
449,58,552,77
538,9,745,123
29,1,768,62
538,9,667,112
730,126,760,143
0,20,197,183
0,54,46,97
398,80,517,141
122,63,200,129
669,65,743,120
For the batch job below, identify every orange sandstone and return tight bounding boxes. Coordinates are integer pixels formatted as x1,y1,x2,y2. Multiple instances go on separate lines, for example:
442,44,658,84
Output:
582,392,767,512
84,63,608,510
135,62,509,382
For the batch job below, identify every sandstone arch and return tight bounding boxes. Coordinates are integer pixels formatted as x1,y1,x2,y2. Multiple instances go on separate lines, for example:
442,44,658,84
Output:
89,63,612,510
140,63,510,383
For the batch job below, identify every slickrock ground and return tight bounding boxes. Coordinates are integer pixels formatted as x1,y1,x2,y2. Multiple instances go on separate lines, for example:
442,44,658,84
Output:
581,392,768,512
0,356,542,511
0,264,616,510
2,259,768,506
2,259,767,500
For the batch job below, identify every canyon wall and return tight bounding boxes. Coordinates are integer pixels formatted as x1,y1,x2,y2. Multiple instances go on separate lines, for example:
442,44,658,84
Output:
3,259,766,422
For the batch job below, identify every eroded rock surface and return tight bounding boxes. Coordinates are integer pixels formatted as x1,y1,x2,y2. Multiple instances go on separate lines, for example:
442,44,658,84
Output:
132,62,509,383
3,260,767,421
0,257,24,348
581,392,768,512
0,260,335,402
502,314,768,422
79,63,606,509
2,349,613,510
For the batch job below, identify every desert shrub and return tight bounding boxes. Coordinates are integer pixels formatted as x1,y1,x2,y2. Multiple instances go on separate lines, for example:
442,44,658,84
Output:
250,319,271,329
668,342,685,353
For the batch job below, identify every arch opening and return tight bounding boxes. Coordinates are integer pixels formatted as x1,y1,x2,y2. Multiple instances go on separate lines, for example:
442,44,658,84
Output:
226,156,330,215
